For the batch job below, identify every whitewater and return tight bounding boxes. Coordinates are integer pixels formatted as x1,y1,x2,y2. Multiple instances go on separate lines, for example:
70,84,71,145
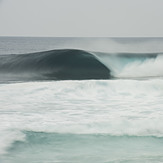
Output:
0,37,163,163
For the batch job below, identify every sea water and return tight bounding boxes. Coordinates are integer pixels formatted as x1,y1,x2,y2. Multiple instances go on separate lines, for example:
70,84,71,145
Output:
0,37,163,163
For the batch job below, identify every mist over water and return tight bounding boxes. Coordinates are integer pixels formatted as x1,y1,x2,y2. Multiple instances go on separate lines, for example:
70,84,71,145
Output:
0,37,163,163
1,37,163,55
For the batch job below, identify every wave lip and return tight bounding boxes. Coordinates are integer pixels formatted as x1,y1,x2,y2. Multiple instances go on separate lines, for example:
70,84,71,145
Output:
0,49,111,81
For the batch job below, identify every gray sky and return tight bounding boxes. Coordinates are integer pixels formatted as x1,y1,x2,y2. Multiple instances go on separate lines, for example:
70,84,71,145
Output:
0,0,163,37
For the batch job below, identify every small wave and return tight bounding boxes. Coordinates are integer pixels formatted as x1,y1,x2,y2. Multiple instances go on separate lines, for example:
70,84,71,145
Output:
0,130,25,156
3,130,163,163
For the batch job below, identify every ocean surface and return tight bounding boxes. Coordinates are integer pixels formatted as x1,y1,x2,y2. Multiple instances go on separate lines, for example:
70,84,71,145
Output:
0,37,163,163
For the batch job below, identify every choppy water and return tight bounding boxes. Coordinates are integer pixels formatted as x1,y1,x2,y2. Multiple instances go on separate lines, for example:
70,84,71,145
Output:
0,37,163,163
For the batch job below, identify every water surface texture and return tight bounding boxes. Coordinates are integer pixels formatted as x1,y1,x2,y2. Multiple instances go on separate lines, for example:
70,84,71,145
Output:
0,37,163,163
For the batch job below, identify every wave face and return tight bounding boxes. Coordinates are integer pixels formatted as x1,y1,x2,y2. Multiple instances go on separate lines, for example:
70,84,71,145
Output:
0,49,111,81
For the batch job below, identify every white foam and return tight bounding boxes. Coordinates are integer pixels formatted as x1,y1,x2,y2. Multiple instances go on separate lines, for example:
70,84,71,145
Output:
97,53,163,78
117,55,163,78
0,80,163,142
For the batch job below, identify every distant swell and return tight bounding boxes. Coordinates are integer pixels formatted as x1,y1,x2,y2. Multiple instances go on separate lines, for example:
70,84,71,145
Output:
0,49,111,81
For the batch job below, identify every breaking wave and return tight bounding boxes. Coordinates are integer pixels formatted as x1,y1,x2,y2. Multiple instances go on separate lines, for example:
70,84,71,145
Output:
0,49,111,81
0,48,163,81
96,52,163,78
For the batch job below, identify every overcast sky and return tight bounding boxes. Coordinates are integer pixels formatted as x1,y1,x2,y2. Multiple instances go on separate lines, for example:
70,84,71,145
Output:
0,0,163,37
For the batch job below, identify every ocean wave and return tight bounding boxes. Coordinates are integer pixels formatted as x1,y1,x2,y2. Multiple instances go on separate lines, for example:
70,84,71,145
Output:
0,48,163,82
0,49,111,81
